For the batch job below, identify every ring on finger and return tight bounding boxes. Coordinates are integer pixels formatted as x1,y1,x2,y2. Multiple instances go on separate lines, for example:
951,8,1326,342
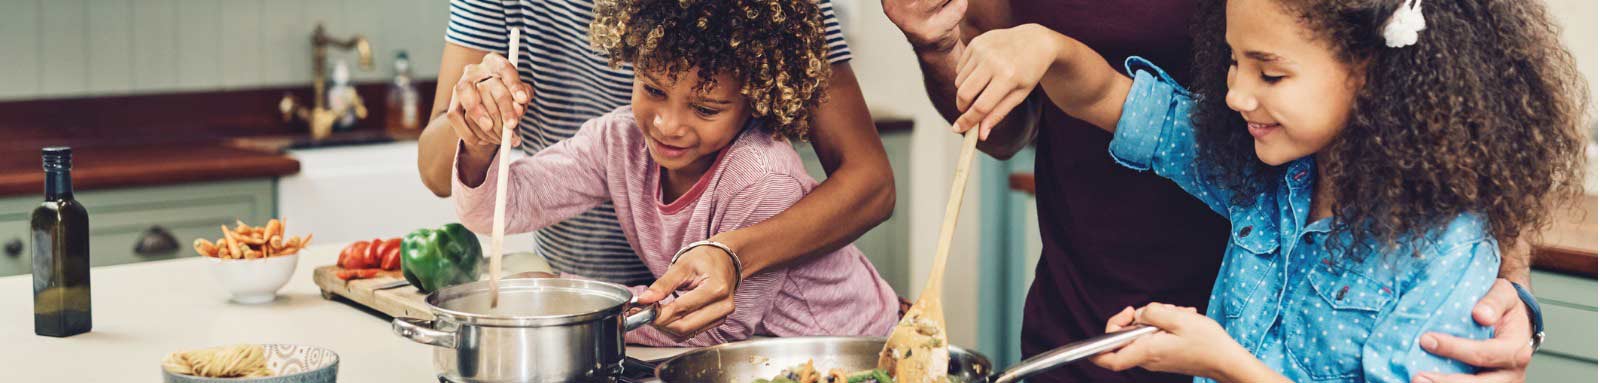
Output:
475,74,499,85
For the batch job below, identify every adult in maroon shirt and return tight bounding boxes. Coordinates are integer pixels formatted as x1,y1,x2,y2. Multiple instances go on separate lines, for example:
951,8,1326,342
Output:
882,0,1541,382
887,1,1220,381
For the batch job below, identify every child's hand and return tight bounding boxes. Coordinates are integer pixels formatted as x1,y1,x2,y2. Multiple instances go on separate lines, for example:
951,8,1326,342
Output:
1091,303,1253,380
449,52,531,152
953,23,1064,140
637,244,740,341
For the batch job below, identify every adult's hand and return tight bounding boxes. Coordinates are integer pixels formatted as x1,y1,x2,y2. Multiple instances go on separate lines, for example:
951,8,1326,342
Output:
1414,279,1534,383
881,0,968,53
635,245,740,340
448,52,531,151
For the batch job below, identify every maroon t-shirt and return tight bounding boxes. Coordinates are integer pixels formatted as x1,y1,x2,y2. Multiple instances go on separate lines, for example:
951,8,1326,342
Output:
1009,1,1230,382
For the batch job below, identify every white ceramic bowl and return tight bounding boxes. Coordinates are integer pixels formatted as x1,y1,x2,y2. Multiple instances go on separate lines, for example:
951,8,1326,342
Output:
206,254,299,304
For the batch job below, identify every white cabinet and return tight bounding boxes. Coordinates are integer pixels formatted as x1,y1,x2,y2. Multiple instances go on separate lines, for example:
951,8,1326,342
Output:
276,141,534,251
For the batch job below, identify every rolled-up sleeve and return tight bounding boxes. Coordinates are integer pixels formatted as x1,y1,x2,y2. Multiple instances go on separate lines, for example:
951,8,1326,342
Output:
1107,56,1230,216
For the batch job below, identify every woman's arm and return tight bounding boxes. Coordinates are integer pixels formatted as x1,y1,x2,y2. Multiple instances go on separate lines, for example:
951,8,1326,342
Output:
636,62,896,337
419,43,532,196
719,63,893,275
628,174,808,346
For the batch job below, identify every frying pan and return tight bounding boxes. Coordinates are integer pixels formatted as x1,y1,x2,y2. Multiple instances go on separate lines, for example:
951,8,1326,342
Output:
650,325,1155,383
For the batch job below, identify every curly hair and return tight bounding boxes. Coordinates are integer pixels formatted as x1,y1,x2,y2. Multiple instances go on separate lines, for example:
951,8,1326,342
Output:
1187,0,1589,255
589,0,831,140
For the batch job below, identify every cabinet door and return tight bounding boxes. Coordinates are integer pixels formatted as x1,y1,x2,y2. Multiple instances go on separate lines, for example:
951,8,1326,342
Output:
1530,270,1598,381
0,179,275,276
793,132,912,293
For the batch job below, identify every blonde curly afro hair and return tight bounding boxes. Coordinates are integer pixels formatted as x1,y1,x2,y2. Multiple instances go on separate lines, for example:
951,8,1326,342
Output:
590,0,831,140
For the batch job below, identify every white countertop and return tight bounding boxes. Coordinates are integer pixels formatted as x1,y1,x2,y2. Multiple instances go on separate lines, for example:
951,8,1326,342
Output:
0,244,689,382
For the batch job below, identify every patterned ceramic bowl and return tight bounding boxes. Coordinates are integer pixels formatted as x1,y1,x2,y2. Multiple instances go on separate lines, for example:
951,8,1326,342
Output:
162,344,338,383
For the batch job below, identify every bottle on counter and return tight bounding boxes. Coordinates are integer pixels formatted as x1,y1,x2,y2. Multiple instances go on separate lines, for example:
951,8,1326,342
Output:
327,59,361,132
32,146,91,337
386,51,422,132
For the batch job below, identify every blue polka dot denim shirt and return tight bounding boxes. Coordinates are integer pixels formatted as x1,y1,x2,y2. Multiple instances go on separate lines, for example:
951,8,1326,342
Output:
1108,57,1500,382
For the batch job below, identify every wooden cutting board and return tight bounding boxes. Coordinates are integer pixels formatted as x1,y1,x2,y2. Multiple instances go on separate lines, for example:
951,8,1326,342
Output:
312,265,435,320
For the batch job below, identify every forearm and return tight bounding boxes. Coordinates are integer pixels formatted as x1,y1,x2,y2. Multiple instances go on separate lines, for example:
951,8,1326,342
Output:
1212,345,1293,383
419,114,463,196
1498,238,1532,286
1036,33,1132,133
916,44,1038,159
717,64,893,276
714,160,891,276
453,142,495,188
1216,359,1293,383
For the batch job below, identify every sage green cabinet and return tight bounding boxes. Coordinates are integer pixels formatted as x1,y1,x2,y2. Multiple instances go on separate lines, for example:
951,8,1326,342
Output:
1528,270,1597,383
0,179,276,276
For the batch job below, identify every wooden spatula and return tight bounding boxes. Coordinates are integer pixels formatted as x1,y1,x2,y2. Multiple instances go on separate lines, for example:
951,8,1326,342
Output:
488,28,523,308
878,128,981,382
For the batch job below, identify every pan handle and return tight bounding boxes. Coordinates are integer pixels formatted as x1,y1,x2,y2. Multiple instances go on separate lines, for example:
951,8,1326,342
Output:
991,325,1158,383
392,317,458,349
623,296,659,331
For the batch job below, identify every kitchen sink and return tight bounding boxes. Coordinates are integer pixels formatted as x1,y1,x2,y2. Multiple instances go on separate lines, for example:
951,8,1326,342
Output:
285,130,397,150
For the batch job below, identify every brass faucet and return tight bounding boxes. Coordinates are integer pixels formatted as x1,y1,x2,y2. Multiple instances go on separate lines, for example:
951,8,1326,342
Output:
281,23,374,139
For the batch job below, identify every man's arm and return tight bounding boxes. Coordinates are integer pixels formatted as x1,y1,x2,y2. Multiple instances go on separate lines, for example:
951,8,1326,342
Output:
891,0,1038,159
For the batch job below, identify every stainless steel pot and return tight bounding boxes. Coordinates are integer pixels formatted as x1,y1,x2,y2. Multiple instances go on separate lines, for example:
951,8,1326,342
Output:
651,325,1156,383
391,277,658,383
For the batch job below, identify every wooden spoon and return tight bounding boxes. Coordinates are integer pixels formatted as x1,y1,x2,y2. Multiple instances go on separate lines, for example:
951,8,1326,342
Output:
878,128,981,382
488,27,523,308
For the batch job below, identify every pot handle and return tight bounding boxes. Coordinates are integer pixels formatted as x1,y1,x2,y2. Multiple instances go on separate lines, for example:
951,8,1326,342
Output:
392,317,458,349
622,296,659,331
991,324,1157,383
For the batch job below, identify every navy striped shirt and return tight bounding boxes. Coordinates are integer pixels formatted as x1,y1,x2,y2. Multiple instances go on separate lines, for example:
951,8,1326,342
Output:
445,0,853,285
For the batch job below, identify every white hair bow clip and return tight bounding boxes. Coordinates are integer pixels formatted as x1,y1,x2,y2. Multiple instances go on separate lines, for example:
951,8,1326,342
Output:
1382,0,1426,48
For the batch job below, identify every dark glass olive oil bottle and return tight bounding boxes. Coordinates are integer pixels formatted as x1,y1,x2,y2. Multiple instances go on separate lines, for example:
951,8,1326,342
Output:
32,146,91,337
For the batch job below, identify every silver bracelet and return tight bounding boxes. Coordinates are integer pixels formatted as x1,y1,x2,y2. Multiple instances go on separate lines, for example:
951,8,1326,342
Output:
671,240,743,290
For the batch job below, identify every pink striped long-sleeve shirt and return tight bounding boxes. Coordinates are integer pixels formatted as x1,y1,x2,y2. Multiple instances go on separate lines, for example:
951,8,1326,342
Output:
453,106,899,347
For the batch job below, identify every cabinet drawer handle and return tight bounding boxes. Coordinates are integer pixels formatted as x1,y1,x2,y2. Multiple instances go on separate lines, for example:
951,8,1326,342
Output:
134,226,179,256
3,238,20,257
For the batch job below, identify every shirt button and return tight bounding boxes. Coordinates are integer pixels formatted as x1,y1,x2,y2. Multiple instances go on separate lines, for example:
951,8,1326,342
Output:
1238,226,1253,237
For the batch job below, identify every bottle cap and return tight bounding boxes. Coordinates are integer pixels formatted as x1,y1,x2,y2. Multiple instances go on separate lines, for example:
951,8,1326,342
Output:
41,146,71,171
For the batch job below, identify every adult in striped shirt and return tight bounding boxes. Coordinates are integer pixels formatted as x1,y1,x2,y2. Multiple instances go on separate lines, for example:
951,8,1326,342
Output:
416,0,893,338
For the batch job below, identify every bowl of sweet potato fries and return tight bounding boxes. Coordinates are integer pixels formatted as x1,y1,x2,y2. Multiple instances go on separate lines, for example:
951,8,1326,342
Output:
193,219,313,304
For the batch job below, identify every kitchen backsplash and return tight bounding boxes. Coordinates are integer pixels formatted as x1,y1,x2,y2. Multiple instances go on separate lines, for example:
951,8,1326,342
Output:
0,0,449,101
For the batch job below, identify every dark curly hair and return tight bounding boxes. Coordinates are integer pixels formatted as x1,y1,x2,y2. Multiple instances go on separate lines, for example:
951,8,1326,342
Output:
589,0,831,140
1188,0,1589,255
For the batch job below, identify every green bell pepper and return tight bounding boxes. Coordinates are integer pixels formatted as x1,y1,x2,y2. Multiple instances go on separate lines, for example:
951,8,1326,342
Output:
401,223,482,293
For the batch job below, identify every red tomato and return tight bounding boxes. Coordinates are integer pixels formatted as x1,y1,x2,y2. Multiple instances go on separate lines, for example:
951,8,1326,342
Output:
339,241,373,269
380,247,402,270
363,238,384,267
379,238,403,270
336,268,383,280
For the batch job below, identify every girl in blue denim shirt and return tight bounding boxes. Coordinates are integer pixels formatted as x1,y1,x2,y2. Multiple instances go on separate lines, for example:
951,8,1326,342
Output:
944,0,1587,381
